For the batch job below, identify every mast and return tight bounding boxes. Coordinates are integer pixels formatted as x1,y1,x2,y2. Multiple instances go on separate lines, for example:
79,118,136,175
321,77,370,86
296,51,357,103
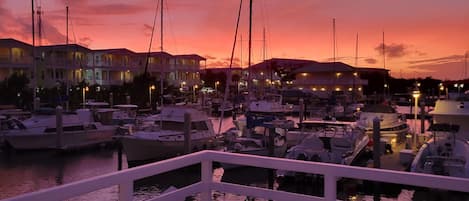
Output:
383,31,387,97
160,0,164,109
333,18,336,64
218,0,243,134
355,33,358,66
247,0,252,95
31,0,37,111
66,6,69,111
465,51,467,80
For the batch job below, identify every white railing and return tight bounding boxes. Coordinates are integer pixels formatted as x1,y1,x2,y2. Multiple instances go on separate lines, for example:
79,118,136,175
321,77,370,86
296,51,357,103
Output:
4,150,469,201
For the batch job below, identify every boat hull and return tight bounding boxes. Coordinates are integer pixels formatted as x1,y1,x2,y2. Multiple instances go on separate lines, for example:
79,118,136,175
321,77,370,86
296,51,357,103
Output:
4,126,116,150
121,136,218,164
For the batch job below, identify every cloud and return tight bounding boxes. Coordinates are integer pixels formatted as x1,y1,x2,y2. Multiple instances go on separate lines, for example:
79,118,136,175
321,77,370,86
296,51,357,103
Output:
143,24,154,36
78,37,93,47
406,60,467,80
365,58,378,64
375,43,408,58
408,54,465,65
203,55,217,60
57,1,150,16
207,60,229,67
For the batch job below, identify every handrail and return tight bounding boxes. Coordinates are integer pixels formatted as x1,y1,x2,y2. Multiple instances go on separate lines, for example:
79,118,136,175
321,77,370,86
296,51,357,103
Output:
4,150,469,201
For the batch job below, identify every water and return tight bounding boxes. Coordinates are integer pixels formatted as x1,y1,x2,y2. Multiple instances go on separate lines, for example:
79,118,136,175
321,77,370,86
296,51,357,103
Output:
0,116,240,200
0,112,460,200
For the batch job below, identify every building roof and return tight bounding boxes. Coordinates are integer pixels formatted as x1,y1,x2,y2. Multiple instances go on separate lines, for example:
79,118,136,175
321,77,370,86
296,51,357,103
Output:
355,67,389,72
137,51,173,58
250,58,317,70
292,62,355,73
0,38,32,48
39,44,91,52
93,48,136,55
174,54,206,60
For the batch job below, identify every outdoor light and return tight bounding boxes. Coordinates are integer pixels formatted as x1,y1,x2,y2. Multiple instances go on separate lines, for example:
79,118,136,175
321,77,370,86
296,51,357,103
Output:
149,84,156,107
412,89,421,147
312,88,317,91
336,72,341,77
348,87,353,91
353,72,358,77
335,87,341,91
302,73,308,77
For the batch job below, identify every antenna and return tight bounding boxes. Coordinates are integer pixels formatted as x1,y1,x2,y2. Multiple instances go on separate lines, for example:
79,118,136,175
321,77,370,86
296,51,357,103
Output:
355,33,358,66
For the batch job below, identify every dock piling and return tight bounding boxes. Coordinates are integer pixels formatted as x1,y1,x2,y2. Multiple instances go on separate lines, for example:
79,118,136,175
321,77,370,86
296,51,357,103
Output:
184,112,192,154
56,106,63,149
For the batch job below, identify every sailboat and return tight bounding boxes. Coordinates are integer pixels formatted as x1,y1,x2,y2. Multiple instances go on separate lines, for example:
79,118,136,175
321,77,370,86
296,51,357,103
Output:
119,1,218,166
217,1,293,168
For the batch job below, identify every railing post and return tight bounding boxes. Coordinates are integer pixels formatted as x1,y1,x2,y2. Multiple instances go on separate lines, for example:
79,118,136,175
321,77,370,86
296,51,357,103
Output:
118,181,133,201
324,175,337,201
201,158,212,201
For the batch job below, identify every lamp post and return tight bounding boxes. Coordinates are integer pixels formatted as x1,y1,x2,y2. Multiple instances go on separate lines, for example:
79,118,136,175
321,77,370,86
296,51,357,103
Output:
82,86,89,109
149,84,155,109
412,89,420,147
215,81,220,92
193,85,198,103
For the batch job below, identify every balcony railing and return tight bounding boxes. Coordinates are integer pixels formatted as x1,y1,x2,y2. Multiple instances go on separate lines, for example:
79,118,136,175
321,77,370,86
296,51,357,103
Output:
5,150,469,201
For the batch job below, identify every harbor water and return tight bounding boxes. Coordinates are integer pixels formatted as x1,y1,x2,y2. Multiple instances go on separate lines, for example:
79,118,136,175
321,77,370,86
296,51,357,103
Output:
0,110,460,200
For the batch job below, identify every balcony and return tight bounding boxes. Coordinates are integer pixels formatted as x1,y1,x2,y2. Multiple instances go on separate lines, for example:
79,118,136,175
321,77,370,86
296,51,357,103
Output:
6,150,469,201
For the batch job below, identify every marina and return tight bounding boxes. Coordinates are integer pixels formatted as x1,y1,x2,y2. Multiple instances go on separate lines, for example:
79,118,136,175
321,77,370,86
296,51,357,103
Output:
1,0,469,200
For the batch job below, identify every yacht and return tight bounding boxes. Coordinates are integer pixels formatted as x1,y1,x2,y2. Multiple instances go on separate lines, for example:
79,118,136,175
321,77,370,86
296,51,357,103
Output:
119,106,219,166
1,109,116,150
410,99,469,178
277,120,369,177
356,104,409,141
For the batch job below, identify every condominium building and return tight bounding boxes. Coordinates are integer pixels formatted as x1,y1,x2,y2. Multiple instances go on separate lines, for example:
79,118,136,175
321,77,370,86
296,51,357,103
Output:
0,38,206,89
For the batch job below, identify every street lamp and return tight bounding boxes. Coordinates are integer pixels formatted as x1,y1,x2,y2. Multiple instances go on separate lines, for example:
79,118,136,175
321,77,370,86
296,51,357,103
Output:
412,89,421,147
215,81,220,92
82,86,89,108
149,84,155,108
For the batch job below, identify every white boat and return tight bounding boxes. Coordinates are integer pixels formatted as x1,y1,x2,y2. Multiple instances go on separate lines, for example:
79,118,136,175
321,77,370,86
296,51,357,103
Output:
356,104,409,140
286,119,367,147
429,99,469,139
277,120,369,177
223,127,287,157
1,109,117,150
410,99,469,178
410,124,469,177
248,93,293,114
119,106,219,166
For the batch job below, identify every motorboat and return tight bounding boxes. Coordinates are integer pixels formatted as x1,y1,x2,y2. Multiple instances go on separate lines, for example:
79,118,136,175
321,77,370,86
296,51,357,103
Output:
248,93,293,115
223,127,287,157
1,109,117,150
119,106,219,166
356,104,409,141
410,99,469,178
277,120,369,177
410,124,469,178
429,99,469,139
286,119,366,147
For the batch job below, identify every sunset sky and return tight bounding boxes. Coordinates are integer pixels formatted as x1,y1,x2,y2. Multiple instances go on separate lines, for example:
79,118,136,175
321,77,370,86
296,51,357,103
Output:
1,0,468,80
